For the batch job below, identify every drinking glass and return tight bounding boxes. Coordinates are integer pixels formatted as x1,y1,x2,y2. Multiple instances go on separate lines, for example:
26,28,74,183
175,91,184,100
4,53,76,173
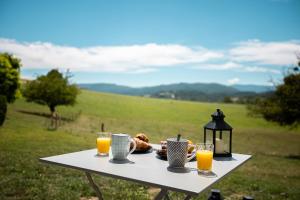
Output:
96,132,111,156
196,143,214,174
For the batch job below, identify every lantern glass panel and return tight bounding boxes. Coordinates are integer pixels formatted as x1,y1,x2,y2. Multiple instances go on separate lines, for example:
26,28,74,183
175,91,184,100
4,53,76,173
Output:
216,130,230,154
204,128,232,156
204,129,214,144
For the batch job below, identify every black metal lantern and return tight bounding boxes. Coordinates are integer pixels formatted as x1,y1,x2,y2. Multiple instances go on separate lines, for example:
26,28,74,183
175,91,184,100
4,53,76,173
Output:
204,109,232,157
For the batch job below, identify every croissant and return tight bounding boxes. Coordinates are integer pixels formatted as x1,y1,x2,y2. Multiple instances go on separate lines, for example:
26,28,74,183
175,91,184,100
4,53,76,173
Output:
135,133,149,143
132,138,151,151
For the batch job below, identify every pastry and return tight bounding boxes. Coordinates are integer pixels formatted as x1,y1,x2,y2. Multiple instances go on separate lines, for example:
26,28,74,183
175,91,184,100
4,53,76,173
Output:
135,133,149,143
156,148,167,158
187,140,195,153
157,141,167,158
133,137,152,151
130,133,152,151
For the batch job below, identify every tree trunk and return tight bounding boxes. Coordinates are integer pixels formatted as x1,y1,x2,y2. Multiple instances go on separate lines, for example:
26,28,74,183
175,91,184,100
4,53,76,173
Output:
0,95,7,126
49,105,58,129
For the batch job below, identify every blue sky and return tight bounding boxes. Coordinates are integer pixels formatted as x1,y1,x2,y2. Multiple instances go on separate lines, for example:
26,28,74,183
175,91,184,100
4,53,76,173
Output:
0,0,300,86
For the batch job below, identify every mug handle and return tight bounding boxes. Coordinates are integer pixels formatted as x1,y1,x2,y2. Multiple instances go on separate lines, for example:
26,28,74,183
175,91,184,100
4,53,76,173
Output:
128,138,136,155
186,145,196,162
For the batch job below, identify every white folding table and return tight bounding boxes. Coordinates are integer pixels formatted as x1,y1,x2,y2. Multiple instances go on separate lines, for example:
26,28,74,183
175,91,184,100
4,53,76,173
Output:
40,144,251,200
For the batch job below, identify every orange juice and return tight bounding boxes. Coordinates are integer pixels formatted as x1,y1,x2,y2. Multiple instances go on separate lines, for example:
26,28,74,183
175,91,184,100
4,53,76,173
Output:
196,150,213,171
97,137,111,154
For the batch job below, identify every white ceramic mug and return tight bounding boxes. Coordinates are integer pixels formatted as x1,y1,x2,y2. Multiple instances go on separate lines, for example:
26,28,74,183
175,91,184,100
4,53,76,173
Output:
111,134,137,160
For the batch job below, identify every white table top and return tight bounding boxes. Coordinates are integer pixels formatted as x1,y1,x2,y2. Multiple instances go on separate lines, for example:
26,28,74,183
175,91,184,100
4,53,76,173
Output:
40,144,251,196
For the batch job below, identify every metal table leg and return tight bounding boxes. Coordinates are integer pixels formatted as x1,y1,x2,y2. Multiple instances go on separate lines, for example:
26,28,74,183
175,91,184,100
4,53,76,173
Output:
154,188,168,200
154,188,192,200
165,193,171,200
183,195,192,200
85,172,104,200
85,172,192,200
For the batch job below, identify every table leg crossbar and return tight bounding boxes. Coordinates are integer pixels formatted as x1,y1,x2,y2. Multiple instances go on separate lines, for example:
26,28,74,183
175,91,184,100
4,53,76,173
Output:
85,172,192,200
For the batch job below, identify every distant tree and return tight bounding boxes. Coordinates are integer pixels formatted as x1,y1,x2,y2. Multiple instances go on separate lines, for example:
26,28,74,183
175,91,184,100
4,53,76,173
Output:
22,69,79,128
223,96,233,103
0,53,22,126
248,61,300,126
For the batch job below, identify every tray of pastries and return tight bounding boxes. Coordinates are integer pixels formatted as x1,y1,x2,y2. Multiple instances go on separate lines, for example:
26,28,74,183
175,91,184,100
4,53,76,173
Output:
156,140,196,161
130,133,153,153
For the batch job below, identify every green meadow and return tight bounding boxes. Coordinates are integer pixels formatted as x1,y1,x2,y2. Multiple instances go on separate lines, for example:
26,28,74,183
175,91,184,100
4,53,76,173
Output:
0,90,299,200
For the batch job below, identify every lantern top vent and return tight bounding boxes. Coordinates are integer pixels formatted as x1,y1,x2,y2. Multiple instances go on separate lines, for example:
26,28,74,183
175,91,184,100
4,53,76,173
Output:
204,109,232,130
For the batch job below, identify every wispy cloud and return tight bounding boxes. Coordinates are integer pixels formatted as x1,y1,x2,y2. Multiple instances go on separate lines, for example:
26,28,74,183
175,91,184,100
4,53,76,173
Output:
243,66,281,74
192,62,241,70
193,62,281,74
230,39,300,65
193,39,299,74
0,38,223,73
227,78,240,85
127,68,158,74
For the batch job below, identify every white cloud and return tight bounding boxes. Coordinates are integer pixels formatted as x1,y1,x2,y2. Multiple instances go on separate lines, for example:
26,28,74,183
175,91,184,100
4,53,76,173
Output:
127,68,157,74
192,39,299,74
1,38,298,76
0,38,223,73
193,62,280,74
227,78,240,85
192,61,241,70
230,39,300,66
244,66,281,74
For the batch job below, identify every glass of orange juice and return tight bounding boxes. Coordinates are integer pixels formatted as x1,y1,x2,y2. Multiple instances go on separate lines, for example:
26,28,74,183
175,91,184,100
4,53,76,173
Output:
196,143,214,174
96,132,111,156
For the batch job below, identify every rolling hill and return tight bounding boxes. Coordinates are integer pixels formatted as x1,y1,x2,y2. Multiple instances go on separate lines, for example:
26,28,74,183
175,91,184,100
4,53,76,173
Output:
232,84,274,93
78,82,239,95
78,82,272,102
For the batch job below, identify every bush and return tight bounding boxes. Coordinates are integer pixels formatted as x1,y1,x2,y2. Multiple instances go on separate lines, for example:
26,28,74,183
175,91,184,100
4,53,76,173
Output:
248,72,300,126
0,53,21,126
223,96,233,103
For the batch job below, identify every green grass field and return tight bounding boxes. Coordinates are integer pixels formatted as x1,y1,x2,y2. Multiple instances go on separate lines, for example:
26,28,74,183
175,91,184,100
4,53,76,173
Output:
0,90,299,200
